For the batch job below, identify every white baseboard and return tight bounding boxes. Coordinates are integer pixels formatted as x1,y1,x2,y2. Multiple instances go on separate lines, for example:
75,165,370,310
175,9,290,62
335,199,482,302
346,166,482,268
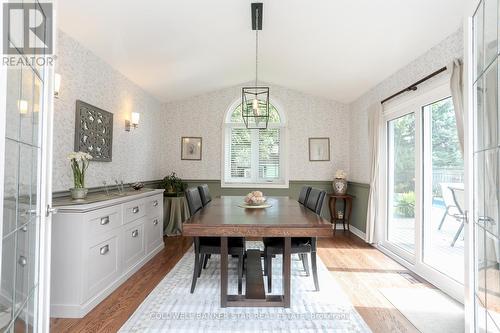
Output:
333,223,366,241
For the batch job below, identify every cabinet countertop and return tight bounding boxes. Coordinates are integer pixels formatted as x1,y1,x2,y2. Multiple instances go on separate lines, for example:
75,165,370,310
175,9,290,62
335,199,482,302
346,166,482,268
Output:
53,188,165,212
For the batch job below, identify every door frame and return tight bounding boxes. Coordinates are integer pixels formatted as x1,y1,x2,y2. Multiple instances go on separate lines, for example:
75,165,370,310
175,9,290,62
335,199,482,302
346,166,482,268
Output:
378,75,466,302
463,7,476,333
38,2,57,329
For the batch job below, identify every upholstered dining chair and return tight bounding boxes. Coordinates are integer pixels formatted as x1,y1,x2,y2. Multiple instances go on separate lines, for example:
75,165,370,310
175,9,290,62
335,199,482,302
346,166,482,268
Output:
198,184,212,206
263,188,326,292
298,186,312,205
184,187,245,294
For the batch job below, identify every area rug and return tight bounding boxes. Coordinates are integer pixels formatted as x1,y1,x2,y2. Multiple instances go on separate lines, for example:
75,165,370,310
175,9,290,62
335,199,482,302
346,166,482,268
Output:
120,242,371,332
380,287,464,333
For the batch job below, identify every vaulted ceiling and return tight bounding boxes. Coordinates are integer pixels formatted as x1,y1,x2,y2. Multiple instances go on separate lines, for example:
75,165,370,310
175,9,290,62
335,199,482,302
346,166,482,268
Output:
58,0,465,103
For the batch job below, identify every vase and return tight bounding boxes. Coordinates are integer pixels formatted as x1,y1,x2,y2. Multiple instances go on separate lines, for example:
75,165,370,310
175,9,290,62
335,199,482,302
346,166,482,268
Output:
332,178,348,195
70,187,88,201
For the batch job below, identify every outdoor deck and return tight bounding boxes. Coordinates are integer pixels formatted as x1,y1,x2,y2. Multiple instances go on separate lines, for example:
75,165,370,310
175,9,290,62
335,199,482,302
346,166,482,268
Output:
389,204,464,283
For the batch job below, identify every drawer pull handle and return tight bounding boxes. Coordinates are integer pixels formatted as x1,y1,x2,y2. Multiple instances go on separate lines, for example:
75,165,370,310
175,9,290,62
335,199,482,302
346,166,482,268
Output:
18,256,27,267
132,206,139,214
100,216,110,225
153,200,158,207
132,229,139,238
100,245,109,255
153,219,159,225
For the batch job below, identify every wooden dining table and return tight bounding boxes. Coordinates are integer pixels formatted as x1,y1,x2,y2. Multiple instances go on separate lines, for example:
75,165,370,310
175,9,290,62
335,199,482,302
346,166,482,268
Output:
182,196,332,308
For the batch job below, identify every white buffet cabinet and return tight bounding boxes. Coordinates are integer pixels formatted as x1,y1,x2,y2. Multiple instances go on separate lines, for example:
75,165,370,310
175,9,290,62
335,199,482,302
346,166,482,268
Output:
50,189,165,318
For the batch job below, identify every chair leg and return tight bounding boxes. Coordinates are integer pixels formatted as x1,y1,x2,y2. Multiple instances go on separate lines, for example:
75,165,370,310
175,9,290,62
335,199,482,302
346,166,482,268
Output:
197,254,204,277
203,253,210,269
438,206,449,230
451,221,465,247
301,253,310,276
311,251,319,291
238,254,243,295
267,254,273,293
263,251,268,276
190,252,201,293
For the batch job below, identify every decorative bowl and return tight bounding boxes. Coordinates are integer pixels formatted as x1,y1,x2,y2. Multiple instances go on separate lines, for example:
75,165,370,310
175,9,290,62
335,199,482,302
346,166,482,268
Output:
245,198,267,206
132,182,144,190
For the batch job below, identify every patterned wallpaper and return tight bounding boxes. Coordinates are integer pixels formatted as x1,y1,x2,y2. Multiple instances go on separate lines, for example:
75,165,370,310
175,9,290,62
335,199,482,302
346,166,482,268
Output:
159,83,350,181
348,27,464,184
53,31,164,191
52,26,464,190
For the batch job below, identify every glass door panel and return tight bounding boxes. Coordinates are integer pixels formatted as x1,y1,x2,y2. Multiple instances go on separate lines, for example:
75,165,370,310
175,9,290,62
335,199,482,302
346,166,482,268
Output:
422,97,465,283
472,0,500,331
387,113,416,254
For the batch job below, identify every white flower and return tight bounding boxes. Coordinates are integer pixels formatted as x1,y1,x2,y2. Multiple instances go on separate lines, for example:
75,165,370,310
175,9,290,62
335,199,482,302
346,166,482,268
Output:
67,151,93,162
335,169,347,179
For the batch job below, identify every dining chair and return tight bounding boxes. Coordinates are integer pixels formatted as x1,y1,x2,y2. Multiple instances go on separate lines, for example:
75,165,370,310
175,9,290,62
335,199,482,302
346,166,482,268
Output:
263,188,326,292
198,184,212,206
298,186,312,205
184,187,245,294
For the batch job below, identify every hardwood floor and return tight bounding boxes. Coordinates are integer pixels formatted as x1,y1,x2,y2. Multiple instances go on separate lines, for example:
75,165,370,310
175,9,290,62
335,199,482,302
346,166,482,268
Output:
50,233,434,333
317,233,433,333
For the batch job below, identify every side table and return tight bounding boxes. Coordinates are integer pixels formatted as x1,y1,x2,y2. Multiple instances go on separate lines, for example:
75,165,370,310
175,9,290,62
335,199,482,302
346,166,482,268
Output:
328,193,354,234
163,196,190,236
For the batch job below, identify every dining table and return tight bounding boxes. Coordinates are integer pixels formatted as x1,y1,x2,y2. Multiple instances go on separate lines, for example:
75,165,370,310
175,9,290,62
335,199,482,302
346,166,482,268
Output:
182,196,332,308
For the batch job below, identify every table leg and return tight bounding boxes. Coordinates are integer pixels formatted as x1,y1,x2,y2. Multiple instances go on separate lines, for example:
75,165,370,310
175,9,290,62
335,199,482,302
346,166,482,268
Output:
221,236,228,308
343,198,347,231
283,237,291,308
330,197,337,235
347,198,353,232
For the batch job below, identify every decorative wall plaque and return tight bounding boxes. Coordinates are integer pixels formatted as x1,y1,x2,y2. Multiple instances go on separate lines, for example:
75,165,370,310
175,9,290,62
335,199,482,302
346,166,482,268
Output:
74,100,113,162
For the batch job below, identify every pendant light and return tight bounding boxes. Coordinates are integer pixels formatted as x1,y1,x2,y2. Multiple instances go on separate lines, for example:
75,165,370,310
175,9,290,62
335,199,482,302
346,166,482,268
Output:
242,3,270,129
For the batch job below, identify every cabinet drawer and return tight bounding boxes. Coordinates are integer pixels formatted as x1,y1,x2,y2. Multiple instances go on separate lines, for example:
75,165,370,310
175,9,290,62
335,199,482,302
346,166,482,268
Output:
145,216,163,253
85,236,119,302
146,196,162,217
123,199,146,224
86,206,122,238
123,220,146,270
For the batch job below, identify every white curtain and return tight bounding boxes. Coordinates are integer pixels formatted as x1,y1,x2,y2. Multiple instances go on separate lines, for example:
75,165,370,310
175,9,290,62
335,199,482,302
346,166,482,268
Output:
447,58,464,155
366,103,383,244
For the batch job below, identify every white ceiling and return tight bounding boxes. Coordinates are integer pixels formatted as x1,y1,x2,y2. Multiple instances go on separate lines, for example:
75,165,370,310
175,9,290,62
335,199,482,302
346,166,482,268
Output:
57,0,465,104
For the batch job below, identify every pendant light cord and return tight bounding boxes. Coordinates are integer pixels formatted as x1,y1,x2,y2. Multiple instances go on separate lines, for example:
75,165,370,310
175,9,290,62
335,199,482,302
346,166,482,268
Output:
255,8,259,88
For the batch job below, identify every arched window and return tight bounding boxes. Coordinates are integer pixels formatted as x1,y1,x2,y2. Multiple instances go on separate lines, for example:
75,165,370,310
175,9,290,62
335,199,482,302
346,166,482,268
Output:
223,102,286,187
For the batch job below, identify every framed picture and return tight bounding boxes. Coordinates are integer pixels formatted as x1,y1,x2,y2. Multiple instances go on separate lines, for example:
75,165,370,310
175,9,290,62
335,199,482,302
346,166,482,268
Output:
181,137,202,160
309,137,330,161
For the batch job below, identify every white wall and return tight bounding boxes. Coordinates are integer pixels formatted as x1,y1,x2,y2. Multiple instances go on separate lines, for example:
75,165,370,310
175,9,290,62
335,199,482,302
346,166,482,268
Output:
348,28,464,184
160,83,350,181
52,31,164,191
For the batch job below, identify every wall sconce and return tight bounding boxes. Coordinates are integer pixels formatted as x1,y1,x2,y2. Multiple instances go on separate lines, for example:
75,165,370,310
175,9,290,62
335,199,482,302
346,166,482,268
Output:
54,73,61,98
125,112,140,131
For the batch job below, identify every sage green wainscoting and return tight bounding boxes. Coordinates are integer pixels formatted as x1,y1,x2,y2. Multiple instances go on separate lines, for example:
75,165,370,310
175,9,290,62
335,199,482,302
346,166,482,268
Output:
345,182,370,235
52,179,370,239
182,180,370,235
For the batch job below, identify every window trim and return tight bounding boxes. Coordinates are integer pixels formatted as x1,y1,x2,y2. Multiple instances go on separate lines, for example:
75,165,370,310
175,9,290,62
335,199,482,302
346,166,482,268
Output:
221,98,289,189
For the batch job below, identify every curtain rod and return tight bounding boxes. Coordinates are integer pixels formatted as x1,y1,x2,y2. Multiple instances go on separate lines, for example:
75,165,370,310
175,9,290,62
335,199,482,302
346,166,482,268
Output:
380,66,447,104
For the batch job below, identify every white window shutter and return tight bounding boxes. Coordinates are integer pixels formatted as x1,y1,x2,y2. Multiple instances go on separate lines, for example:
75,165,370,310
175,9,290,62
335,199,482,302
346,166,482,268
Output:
229,128,252,180
258,128,280,181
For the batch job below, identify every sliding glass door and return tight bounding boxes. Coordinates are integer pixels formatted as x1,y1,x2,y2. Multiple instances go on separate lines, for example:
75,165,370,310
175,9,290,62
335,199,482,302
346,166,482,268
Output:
382,81,464,299
387,113,416,257
422,97,464,284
